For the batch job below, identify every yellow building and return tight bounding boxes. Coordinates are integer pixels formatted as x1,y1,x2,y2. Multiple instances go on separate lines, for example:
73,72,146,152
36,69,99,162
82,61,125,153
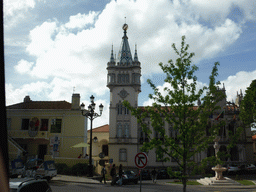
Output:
87,124,109,174
7,94,88,162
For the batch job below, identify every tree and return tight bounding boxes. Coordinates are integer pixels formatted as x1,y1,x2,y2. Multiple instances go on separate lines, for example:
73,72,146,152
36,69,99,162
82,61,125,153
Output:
123,36,226,192
240,79,256,129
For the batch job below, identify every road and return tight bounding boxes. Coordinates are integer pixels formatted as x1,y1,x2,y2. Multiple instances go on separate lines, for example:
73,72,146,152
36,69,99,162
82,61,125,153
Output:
50,180,256,192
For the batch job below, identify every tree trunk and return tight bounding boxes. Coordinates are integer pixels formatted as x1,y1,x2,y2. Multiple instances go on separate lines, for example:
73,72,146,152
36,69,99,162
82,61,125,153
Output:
182,177,186,192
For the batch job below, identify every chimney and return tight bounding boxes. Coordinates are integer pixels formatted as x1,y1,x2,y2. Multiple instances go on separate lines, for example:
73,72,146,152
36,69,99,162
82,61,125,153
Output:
24,96,31,103
71,93,80,110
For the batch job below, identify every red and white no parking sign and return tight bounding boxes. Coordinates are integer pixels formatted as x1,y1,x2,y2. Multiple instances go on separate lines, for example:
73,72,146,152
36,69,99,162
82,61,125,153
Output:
134,152,148,169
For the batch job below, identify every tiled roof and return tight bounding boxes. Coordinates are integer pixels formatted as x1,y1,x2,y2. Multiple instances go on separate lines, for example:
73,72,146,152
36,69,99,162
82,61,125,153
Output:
88,124,109,132
6,101,72,109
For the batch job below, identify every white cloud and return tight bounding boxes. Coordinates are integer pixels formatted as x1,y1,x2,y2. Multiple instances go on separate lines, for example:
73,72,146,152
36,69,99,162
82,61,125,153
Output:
4,0,36,17
14,59,34,74
5,81,51,105
143,70,256,107
65,11,99,29
221,70,256,103
143,79,207,106
26,21,57,57
5,0,256,128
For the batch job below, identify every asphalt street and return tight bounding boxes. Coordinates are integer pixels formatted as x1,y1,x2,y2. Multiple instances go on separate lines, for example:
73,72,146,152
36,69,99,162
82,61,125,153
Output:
49,174,256,192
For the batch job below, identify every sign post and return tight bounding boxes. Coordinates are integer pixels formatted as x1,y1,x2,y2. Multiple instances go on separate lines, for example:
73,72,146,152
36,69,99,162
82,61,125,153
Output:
135,153,148,192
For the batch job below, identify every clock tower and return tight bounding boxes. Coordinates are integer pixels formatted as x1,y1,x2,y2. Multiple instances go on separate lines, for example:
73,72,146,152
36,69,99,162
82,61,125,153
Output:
107,24,141,166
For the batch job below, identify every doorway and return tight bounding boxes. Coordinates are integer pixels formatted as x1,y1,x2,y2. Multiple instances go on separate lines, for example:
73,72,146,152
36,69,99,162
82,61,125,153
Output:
38,145,47,160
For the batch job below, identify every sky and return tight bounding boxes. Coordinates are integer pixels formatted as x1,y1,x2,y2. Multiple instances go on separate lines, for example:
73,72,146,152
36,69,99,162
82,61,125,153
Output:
4,0,256,128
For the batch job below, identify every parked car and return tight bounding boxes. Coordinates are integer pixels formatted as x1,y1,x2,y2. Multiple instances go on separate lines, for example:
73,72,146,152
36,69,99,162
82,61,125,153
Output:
10,159,25,178
9,177,52,192
245,164,256,172
116,170,139,184
22,159,57,181
157,169,170,179
140,170,151,180
225,164,240,174
238,164,256,174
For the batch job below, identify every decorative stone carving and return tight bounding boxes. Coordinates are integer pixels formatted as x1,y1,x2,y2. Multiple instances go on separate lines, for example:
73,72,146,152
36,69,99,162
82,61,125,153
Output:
119,89,129,99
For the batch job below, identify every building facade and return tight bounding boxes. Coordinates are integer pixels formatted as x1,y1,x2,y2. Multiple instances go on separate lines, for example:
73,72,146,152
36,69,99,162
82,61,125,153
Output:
7,94,88,161
107,24,253,170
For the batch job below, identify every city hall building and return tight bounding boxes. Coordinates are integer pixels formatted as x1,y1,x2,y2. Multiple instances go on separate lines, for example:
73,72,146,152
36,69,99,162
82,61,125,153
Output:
107,24,253,170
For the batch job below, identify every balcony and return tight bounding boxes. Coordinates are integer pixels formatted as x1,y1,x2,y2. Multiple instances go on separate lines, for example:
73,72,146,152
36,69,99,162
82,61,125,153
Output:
8,130,48,139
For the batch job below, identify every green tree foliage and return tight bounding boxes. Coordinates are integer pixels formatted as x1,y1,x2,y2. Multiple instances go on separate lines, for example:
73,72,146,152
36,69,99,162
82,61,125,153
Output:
240,79,256,129
123,36,227,192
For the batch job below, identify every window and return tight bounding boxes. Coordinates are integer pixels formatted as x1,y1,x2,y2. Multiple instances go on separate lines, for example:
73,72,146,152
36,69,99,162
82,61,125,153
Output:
7,118,11,130
132,73,140,84
108,73,115,83
119,149,127,161
124,123,129,138
117,123,122,138
21,119,30,130
40,119,49,131
228,123,235,136
117,103,129,115
50,119,62,133
102,145,108,156
117,74,129,84
117,104,122,115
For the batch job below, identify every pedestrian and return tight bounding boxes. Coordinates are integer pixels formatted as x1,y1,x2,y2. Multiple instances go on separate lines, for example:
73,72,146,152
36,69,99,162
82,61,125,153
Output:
117,164,123,186
151,168,157,183
100,164,107,184
110,164,116,186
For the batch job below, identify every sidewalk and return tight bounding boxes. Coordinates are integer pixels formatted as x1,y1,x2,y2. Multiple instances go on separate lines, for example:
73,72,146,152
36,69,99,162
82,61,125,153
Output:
51,174,102,184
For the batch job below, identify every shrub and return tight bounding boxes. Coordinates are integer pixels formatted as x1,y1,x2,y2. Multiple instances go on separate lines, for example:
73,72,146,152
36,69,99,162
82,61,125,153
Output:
55,163,69,174
71,163,88,176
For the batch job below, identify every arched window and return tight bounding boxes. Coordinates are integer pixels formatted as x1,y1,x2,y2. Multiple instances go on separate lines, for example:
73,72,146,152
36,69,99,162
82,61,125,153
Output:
230,146,239,161
117,103,122,115
228,122,235,136
117,123,122,138
117,74,129,84
124,123,129,138
207,146,215,157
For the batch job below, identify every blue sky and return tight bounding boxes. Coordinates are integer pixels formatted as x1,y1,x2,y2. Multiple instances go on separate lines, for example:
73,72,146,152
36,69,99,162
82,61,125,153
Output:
4,0,256,128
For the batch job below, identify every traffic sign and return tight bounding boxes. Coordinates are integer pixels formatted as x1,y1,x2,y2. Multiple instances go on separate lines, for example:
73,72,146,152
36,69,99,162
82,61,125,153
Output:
134,152,148,169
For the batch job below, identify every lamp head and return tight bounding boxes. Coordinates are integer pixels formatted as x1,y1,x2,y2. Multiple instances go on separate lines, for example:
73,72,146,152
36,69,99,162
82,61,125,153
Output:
90,95,95,103
91,102,96,110
80,103,85,111
99,103,104,115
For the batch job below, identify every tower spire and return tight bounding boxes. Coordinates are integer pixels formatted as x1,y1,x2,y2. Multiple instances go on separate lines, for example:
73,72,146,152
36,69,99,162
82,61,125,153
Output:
117,23,133,66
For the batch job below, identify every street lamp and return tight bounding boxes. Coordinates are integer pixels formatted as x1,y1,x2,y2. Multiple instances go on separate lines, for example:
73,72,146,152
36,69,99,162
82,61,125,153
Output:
80,95,103,177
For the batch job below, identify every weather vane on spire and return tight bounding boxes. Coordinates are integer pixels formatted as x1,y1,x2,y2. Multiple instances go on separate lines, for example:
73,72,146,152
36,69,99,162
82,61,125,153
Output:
123,17,128,31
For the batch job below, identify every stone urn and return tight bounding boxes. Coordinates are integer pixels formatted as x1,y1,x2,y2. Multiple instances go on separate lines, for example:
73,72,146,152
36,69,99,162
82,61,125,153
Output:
212,164,227,180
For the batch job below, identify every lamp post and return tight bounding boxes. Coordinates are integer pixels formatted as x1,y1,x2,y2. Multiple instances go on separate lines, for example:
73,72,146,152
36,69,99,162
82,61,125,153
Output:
80,95,103,177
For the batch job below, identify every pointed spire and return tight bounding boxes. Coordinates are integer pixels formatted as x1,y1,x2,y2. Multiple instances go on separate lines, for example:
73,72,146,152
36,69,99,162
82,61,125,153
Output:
110,44,115,63
223,83,225,89
117,23,133,66
197,98,201,106
134,44,139,62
